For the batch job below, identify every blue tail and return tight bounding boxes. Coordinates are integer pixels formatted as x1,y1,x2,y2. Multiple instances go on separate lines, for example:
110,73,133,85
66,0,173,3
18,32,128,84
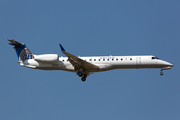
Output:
8,39,34,62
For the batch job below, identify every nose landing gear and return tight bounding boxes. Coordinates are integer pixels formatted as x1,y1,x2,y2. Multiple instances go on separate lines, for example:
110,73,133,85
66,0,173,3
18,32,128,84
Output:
160,71,163,76
160,66,171,76
160,69,163,76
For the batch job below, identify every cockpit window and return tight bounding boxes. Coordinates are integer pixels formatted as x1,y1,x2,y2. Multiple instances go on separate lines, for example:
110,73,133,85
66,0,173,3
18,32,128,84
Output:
152,57,155,59
152,57,159,60
155,57,159,59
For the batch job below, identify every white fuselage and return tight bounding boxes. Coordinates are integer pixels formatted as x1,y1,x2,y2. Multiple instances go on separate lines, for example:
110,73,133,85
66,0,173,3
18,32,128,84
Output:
21,55,173,72
8,39,173,81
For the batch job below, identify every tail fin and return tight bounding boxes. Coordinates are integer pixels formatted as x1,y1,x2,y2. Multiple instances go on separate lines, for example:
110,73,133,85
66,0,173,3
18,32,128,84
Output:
8,39,34,62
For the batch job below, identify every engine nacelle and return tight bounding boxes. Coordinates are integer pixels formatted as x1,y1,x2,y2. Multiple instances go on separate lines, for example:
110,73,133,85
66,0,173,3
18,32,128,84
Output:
34,54,59,63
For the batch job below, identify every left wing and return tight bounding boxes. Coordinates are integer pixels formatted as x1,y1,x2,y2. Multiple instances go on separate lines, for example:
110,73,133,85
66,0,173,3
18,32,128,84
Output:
59,44,99,71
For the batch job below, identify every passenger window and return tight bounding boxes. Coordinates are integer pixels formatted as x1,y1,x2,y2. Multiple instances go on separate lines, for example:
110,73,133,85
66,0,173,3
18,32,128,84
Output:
62,60,64,62
121,58,123,61
94,59,96,61
130,58,132,60
89,59,92,61
107,59,109,61
99,59,100,61
112,59,114,61
103,59,105,61
116,59,118,61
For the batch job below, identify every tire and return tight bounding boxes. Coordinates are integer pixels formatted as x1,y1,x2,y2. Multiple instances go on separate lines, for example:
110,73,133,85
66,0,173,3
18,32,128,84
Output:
160,72,163,76
81,77,86,82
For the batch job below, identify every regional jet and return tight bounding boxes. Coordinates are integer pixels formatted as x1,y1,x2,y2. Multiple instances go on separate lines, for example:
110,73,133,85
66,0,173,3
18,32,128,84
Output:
8,39,173,82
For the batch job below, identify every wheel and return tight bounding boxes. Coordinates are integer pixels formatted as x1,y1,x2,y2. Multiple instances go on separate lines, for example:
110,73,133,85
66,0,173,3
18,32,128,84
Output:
77,71,83,77
81,77,86,82
160,72,163,76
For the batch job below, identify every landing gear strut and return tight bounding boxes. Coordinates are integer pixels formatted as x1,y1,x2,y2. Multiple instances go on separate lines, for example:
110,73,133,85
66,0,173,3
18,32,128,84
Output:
160,69,163,76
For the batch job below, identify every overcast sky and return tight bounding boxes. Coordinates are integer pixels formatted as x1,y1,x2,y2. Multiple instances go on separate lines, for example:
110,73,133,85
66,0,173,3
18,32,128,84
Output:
1,0,180,120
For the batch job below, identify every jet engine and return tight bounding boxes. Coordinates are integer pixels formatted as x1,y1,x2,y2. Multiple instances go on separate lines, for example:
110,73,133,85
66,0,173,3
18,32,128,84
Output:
34,54,59,63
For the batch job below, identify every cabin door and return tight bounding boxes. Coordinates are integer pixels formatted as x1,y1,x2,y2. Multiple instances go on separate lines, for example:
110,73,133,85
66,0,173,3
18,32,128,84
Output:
136,57,141,65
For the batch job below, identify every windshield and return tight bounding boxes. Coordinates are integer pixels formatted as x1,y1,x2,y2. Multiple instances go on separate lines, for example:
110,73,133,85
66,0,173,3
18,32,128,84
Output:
152,57,159,60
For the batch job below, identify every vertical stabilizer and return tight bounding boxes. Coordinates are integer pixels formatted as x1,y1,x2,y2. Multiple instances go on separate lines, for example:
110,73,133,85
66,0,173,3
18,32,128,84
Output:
8,39,34,62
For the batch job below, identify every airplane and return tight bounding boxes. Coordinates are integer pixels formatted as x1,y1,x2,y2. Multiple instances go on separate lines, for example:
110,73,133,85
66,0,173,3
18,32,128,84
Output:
8,39,173,82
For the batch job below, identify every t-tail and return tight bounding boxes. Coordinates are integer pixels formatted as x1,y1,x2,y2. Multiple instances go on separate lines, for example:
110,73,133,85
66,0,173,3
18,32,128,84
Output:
8,39,34,62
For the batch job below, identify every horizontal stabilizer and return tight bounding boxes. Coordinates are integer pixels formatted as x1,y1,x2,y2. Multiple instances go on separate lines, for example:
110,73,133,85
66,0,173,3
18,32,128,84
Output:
8,39,23,46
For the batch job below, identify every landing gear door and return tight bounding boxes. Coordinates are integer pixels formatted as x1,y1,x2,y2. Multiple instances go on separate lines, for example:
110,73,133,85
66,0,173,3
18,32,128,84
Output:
136,57,141,65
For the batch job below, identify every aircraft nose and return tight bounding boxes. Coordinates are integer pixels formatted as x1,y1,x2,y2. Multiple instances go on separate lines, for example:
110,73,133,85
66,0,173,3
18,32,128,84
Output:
170,63,174,67
159,60,173,67
166,61,174,67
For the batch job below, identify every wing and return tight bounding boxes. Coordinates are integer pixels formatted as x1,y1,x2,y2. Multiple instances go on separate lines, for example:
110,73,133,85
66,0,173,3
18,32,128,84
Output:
59,44,99,71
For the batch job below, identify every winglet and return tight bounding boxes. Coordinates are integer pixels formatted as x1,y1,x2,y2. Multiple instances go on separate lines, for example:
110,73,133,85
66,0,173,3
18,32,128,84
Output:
59,44,65,51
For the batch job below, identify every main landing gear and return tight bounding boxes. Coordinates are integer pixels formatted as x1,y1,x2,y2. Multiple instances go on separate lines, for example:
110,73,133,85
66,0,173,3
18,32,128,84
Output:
81,76,86,82
80,74,87,82
77,71,87,82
